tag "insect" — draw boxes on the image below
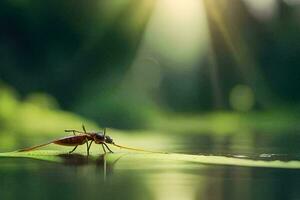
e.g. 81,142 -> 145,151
19,125 -> 114,155
19,125 -> 162,155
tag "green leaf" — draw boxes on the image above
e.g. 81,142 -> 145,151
0,150 -> 300,169
0,150 -> 64,162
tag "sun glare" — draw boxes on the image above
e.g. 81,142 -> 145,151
143,0 -> 209,70
122,0 -> 210,101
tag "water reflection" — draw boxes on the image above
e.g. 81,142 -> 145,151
57,153 -> 127,181
58,153 -> 91,166
1,156 -> 300,200
1,132 -> 300,200
0,156 -> 153,200
180,132 -> 300,161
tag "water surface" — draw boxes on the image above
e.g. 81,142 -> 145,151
1,132 -> 300,200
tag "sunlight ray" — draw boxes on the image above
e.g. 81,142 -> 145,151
203,0 -> 277,107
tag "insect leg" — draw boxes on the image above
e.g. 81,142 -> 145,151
85,139 -> 90,156
72,130 -> 76,135
103,143 -> 113,153
87,141 -> 93,152
82,124 -> 87,133
65,130 -> 82,135
101,144 -> 107,154
69,145 -> 78,154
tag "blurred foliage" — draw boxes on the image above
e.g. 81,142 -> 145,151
0,0 -> 299,129
0,0 -> 157,128
0,80 -> 299,153
151,109 -> 300,135
0,82 -> 98,150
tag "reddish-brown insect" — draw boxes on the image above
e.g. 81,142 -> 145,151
19,125 -> 165,155
19,125 -> 114,155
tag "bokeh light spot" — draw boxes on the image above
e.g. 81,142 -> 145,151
229,84 -> 255,112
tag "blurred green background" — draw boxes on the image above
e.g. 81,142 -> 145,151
0,0 -> 299,139
0,0 -> 300,153
1,0 -> 300,200
0,0 -> 300,147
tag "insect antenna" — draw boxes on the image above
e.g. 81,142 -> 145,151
112,143 -> 167,154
